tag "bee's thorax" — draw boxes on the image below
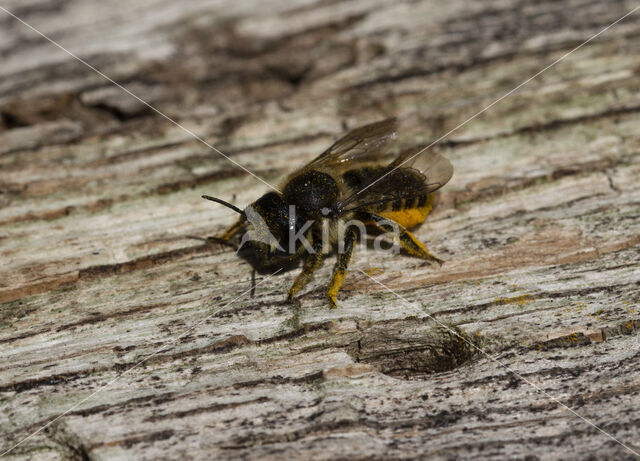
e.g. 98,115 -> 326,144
282,170 -> 339,218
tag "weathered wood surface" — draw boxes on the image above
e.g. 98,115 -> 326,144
1,0 -> 640,459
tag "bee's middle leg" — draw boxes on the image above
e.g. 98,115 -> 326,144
287,249 -> 325,303
326,227 -> 358,309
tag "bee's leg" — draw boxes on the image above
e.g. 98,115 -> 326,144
369,213 -> 443,265
212,216 -> 246,243
326,227 -> 358,309
286,247 -> 325,303
207,216 -> 247,248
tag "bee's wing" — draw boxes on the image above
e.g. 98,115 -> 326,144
337,147 -> 453,214
393,146 -> 454,189
305,118 -> 398,170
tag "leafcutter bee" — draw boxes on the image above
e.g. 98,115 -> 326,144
203,118 -> 453,308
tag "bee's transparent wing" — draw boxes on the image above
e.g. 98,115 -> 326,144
337,147 -> 453,213
304,118 -> 398,170
394,147 -> 454,190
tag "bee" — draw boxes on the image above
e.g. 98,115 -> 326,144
203,118 -> 453,308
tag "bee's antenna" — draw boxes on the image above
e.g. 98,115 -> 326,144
201,195 -> 245,216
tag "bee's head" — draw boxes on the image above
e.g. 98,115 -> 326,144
238,192 -> 298,273
202,193 -> 299,274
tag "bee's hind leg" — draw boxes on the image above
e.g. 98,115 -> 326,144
326,227 -> 358,309
369,213 -> 443,265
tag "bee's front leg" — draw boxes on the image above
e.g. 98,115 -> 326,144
208,216 -> 246,248
215,216 -> 246,241
326,227 -> 358,309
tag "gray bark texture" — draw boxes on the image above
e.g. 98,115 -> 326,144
1,0 -> 640,459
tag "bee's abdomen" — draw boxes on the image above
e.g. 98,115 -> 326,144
342,167 -> 388,191
342,167 -> 433,228
389,193 -> 428,212
378,193 -> 433,228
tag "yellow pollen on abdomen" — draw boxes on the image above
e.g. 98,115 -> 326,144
378,196 -> 434,229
